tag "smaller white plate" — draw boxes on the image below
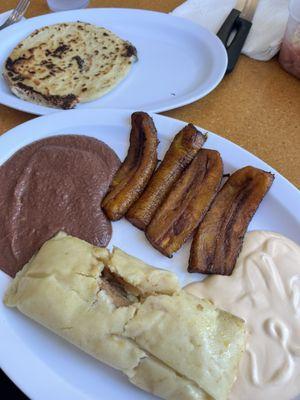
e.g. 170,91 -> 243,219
0,8 -> 227,115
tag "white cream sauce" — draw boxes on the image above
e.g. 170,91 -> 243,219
185,231 -> 300,400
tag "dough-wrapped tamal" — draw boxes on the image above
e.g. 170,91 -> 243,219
4,233 -> 246,400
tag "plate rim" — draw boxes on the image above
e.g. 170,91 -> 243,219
0,7 -> 227,115
0,108 -> 299,400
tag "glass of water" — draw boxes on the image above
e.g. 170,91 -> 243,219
47,0 -> 90,12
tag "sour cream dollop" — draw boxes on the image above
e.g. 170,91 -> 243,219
185,231 -> 300,400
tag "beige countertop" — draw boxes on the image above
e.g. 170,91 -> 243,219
0,0 -> 299,187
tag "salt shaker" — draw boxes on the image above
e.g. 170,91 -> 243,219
279,0 -> 300,79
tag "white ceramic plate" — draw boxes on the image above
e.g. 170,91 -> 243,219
0,109 -> 299,400
0,8 -> 227,115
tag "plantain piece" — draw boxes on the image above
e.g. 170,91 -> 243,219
189,166 -> 274,275
126,124 -> 206,230
102,112 -> 159,221
146,149 -> 223,258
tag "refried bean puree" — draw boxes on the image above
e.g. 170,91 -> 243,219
0,135 -> 120,277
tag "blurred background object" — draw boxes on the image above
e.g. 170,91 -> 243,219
279,0 -> 300,78
47,0 -> 89,12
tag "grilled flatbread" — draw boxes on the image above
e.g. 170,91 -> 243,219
3,22 -> 137,109
4,233 -> 246,400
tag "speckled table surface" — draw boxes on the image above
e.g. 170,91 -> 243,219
0,0 -> 299,190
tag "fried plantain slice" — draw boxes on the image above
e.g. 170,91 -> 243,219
102,112 -> 159,221
126,124 -> 206,230
146,149 -> 223,257
189,166 -> 274,275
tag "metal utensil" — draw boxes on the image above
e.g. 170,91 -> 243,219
0,0 -> 30,31
217,0 -> 259,73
